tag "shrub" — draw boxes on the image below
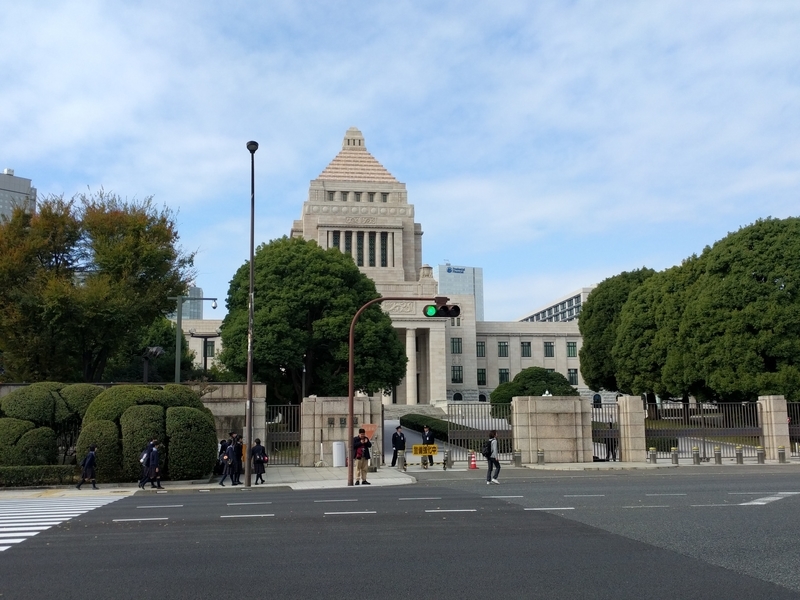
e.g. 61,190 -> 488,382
0,418 -> 36,466
83,385 -> 166,425
15,427 -> 58,466
0,465 -> 77,487
162,384 -> 205,410
120,405 -> 165,481
0,383 -> 63,427
166,407 -> 217,480
399,414 -> 449,442
61,384 -> 104,419
76,420 -> 122,483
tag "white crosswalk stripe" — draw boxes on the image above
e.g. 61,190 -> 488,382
0,496 -> 122,552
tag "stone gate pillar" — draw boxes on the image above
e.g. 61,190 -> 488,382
617,395 -> 646,462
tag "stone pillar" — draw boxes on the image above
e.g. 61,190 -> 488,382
428,325 -> 446,406
617,395 -> 646,462
759,395 -> 790,460
511,396 -> 593,463
405,328 -> 417,405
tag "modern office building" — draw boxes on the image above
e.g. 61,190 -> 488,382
438,263 -> 484,321
290,127 -> 587,405
518,287 -> 596,323
167,285 -> 206,321
0,169 -> 37,221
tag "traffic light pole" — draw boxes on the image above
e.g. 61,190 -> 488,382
347,295 -> 450,486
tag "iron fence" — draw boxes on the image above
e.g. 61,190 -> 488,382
265,404 -> 301,465
788,402 -> 800,457
592,403 -> 620,462
446,402 -> 512,462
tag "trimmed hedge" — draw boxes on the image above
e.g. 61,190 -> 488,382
121,405 -> 166,481
399,414 -> 449,442
76,420 -> 122,483
166,407 -> 217,481
0,383 -> 64,427
0,465 -> 77,487
83,385 -> 168,425
162,384 -> 205,410
0,418 -> 36,466
61,384 -> 104,419
15,427 -> 58,466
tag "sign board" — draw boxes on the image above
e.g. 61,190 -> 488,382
412,444 -> 438,456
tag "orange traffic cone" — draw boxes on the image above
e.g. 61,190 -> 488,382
469,451 -> 478,469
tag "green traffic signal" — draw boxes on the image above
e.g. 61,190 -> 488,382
422,304 -> 461,318
423,305 -> 439,317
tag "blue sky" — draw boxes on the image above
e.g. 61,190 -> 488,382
2,2 -> 798,320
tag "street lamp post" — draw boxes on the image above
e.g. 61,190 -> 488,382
168,295 -> 217,383
244,140 -> 259,488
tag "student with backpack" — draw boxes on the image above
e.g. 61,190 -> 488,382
77,444 -> 99,490
139,441 -> 164,489
484,430 -> 500,485
250,438 -> 267,485
138,437 -> 156,489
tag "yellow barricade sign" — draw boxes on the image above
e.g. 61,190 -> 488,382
412,444 -> 438,456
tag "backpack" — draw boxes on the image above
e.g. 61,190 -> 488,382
139,450 -> 149,465
481,439 -> 493,459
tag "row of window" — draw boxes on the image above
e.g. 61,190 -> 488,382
458,340 -> 578,358
327,191 -> 389,203
331,230 -> 390,267
453,367 -> 579,386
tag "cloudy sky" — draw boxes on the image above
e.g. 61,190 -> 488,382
2,2 -> 798,320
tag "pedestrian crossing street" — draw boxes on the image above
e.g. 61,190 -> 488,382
0,496 -> 122,552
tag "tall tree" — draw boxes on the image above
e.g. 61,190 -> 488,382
219,237 -> 407,402
0,191 -> 194,382
578,268 -> 655,392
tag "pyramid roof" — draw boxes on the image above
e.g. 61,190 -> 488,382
316,127 -> 398,183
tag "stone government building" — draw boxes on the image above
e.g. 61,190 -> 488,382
288,127 -> 588,406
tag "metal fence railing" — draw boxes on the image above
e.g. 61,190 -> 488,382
592,403 -> 620,461
447,403 -> 512,462
265,404 -> 300,465
788,402 -> 800,457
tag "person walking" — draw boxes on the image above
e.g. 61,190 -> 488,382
251,438 -> 267,485
138,437 -> 156,489
216,439 -> 229,476
219,441 -> 235,486
421,425 -> 435,468
352,428 -> 372,485
231,432 -> 244,485
486,430 -> 500,485
606,422 -> 618,462
391,426 -> 406,469
140,441 -> 164,489
76,444 -> 98,490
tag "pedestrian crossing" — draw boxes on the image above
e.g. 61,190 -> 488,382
0,496 -> 122,552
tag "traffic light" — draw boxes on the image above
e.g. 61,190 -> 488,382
422,303 -> 461,318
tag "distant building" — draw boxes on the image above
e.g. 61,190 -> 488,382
438,263 -> 484,321
518,287 -> 596,323
168,285 -> 206,321
0,169 -> 37,221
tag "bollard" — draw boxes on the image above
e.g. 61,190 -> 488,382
537,449 -> 545,465
778,446 -> 786,464
671,447 -> 679,465
692,446 -> 701,465
756,446 -> 765,465
513,450 -> 522,468
442,450 -> 449,471
397,452 -> 406,471
735,445 -> 743,464
714,446 -> 722,465
649,447 -> 657,464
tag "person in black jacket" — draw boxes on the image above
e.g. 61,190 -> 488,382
391,426 -> 406,469
250,438 -> 267,485
219,441 -> 236,486
140,441 -> 164,489
138,437 -> 156,489
421,425 -> 435,468
230,432 -> 244,485
77,444 -> 98,490
352,428 -> 372,485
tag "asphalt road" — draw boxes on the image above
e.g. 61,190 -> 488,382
2,467 -> 799,600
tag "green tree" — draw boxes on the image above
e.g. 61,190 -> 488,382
578,268 -> 655,392
219,237 -> 407,402
0,191 -> 194,382
490,367 -> 579,418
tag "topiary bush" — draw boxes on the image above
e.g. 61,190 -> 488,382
61,384 -> 105,420
15,427 -> 58,466
0,383 -> 63,427
83,385 -> 168,425
0,418 -> 36,466
76,420 -> 122,483
120,405 -> 166,481
0,465 -> 77,487
166,407 -> 217,481
162,384 -> 205,410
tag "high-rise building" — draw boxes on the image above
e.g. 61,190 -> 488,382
0,169 -> 37,221
167,285 -> 205,321
518,287 -> 596,323
438,263 -> 484,321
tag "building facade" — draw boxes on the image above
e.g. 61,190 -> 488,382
438,263 -> 484,321
0,169 -> 37,221
518,287 -> 596,323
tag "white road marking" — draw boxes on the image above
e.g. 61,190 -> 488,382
220,514 -> 275,518
314,499 -> 358,503
226,502 -> 273,506
564,494 -> 605,497
0,526 -> 52,532
524,507 -> 575,511
398,497 -> 442,501
623,505 -> 669,509
425,509 -> 477,513
0,532 -> 39,538
0,546 -> 11,552
112,518 -> 168,522
324,511 -> 376,515
0,538 -> 25,544
483,495 -> 523,499
646,493 -> 686,496
136,505 -> 183,509
740,496 -> 785,506
691,504 -> 734,507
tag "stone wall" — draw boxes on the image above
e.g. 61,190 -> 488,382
300,396 -> 383,467
511,396 -> 593,463
194,383 -> 267,444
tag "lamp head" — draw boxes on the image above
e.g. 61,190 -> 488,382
246,141 -> 259,154
211,300 -> 218,310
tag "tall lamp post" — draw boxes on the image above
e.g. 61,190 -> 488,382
168,295 -> 217,383
244,140 -> 259,488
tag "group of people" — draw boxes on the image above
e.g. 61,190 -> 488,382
219,432 -> 269,486
138,437 -> 164,489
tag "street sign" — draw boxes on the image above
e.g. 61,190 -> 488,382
412,444 -> 438,456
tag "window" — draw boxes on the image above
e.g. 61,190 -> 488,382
499,369 -> 509,384
345,231 -> 352,255
332,230 -> 340,250
476,341 -> 485,357
368,192 -> 375,203
381,192 -> 389,203
451,337 -> 462,354
368,232 -> 376,267
479,394 -> 487,402
354,192 -> 361,202
544,342 -> 554,358
567,341 -> 577,358
205,340 -> 215,358
450,317 -> 461,326
327,191 -> 335,202
380,232 -> 388,267
498,341 -> 508,357
546,368 -> 555,373
521,341 -> 531,357
451,365 -> 463,384
356,232 -> 364,266
477,369 -> 486,386
568,369 -> 578,385
453,392 -> 463,401
341,191 -> 348,202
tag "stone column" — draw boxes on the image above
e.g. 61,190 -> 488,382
405,328 -> 417,405
759,395 -> 790,460
617,395 -> 646,462
428,325 -> 447,406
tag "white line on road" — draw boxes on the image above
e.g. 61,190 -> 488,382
425,509 -> 477,513
226,502 -> 273,506
740,496 -> 785,506
220,514 -> 275,518
623,505 -> 669,509
323,511 -> 377,515
524,507 -> 575,511
0,532 -> 39,538
136,505 -> 183,509
483,496 -> 523,499
0,546 -> 11,552
398,497 -> 442,501
728,492 -> 775,495
314,499 -> 358,503
0,538 -> 25,544
691,504 -> 734,507
112,518 -> 168,522
564,494 -> 605,497
0,526 -> 58,532
646,494 -> 686,496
